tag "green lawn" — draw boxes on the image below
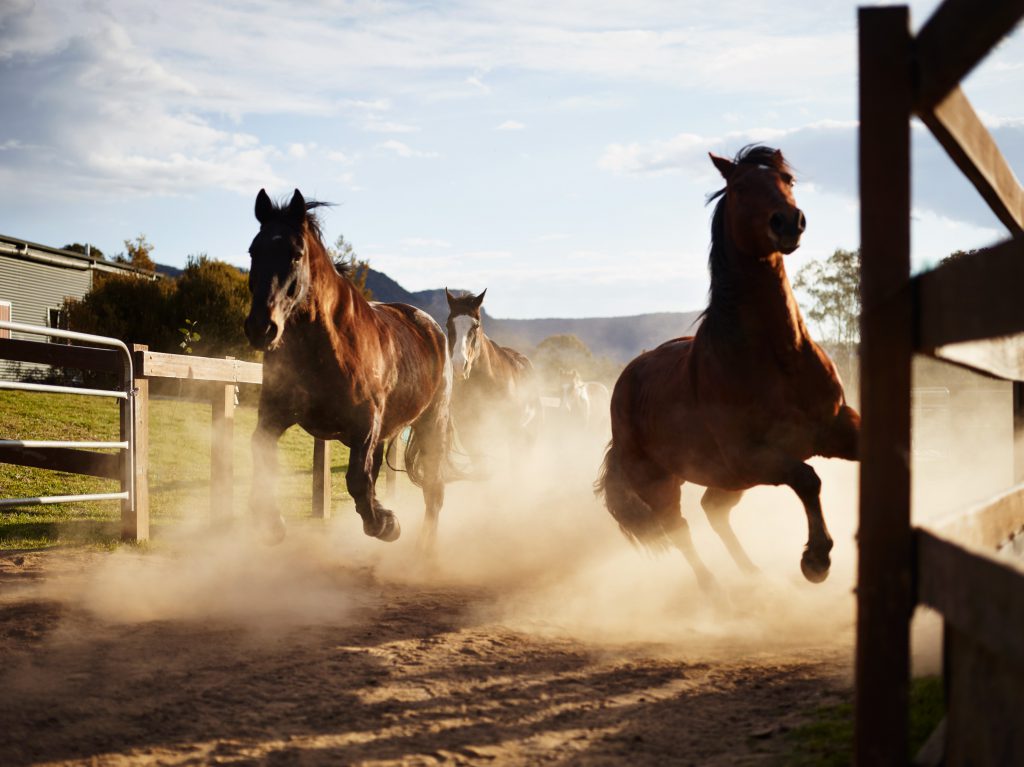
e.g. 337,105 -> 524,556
0,389 -> 355,549
780,675 -> 945,765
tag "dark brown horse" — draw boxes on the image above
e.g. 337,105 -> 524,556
445,289 -> 541,472
596,146 -> 859,589
245,188 -> 457,549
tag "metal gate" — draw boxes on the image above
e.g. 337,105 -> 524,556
0,320 -> 136,532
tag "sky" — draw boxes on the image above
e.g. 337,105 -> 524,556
0,1 -> 1022,319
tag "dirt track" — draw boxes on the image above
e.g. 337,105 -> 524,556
0,541 -> 852,767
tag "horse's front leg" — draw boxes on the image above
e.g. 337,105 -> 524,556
347,413 -> 401,543
782,462 -> 832,583
251,413 -> 291,543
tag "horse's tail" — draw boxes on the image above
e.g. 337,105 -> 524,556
594,442 -> 671,551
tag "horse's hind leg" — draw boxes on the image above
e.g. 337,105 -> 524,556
411,413 -> 446,553
640,479 -> 718,593
701,488 -> 758,574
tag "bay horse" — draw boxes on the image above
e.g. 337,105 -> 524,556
244,188 -> 457,549
596,146 -> 859,589
559,369 -> 611,433
444,289 -> 542,472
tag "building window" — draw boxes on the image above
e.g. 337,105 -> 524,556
0,301 -> 10,340
47,306 -> 67,343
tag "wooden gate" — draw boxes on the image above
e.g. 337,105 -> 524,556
857,2 -> 1024,764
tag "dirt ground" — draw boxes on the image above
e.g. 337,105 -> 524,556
0,536 -> 852,767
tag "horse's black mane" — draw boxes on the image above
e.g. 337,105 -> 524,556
702,145 -> 792,324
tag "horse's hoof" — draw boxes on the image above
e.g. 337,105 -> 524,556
364,511 -> 401,542
800,550 -> 831,583
259,514 -> 287,546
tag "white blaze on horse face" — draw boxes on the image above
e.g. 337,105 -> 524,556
450,314 -> 476,378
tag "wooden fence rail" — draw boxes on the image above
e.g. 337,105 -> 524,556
0,339 -> 357,540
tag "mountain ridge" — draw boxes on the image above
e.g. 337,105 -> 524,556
365,268 -> 701,364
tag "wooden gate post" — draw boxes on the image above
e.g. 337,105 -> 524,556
312,439 -> 331,518
126,343 -> 150,541
855,7 -> 914,766
211,358 -> 236,518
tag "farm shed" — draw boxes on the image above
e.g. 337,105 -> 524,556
0,233 -> 159,380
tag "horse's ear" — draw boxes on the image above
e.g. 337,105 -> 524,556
255,188 -> 273,224
287,189 -> 306,226
445,287 -> 456,307
709,152 -> 735,181
472,288 -> 487,309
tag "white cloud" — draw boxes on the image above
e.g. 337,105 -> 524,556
377,140 -> 439,159
402,237 -> 452,248
364,120 -> 420,133
496,120 -> 526,131
287,143 -> 309,158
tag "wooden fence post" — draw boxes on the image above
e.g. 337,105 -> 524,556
312,438 -> 331,518
855,7 -> 914,766
126,344 -> 150,541
211,358 -> 236,518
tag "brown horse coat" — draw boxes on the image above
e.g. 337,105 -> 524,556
445,289 -> 541,469
597,146 -> 859,588
245,189 -> 455,547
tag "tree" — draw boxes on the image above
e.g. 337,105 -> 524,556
793,248 -> 861,347
63,242 -> 105,259
793,247 -> 861,386
328,234 -> 372,299
115,234 -> 157,272
62,273 -> 174,351
172,254 -> 253,359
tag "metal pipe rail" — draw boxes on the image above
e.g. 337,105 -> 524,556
0,320 -> 136,519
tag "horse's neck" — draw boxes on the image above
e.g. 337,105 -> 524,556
473,331 -> 502,379
704,246 -> 809,353
300,245 -> 373,345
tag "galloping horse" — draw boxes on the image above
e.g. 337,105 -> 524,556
596,146 -> 859,588
245,188 -> 457,549
559,369 -> 610,433
445,289 -> 541,471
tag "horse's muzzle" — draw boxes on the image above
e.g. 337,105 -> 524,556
244,316 -> 280,351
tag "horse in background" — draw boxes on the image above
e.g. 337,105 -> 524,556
596,146 -> 859,589
445,289 -> 542,474
244,188 -> 459,550
559,368 -> 610,434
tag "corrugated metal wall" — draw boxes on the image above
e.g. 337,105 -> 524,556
0,255 -> 92,380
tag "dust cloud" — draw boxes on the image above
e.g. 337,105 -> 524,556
23,364 -> 1015,668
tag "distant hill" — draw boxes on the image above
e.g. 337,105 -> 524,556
365,268 -> 701,363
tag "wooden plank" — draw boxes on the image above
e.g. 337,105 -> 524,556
1015,382 -> 1024,483
855,8 -> 914,766
312,439 -> 331,519
916,237 -> 1024,351
136,350 -> 262,384
916,528 -> 1024,669
0,338 -> 122,373
932,334 -> 1024,382
127,345 -> 150,541
945,625 -> 1024,764
915,0 -> 1024,112
920,87 -> 1024,236
210,378 -> 235,518
929,482 -> 1024,549
0,445 -> 120,479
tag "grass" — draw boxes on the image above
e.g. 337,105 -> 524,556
780,675 -> 945,765
0,389 -> 354,549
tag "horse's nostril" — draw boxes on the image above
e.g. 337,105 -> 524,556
796,210 -> 807,233
770,213 -> 785,235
